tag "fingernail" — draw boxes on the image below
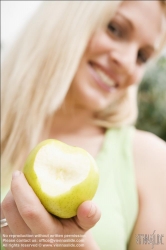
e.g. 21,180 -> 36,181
12,170 -> 21,179
88,203 -> 96,218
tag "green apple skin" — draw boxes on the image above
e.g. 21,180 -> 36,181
23,139 -> 99,218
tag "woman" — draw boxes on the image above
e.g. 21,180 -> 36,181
1,1 -> 166,249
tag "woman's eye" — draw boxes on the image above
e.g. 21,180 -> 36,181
107,22 -> 122,38
137,51 -> 149,64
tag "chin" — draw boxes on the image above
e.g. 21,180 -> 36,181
74,86 -> 113,112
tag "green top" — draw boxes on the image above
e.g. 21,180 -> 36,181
1,126 -> 138,250
92,126 -> 138,249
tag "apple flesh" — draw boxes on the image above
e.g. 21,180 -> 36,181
23,139 -> 99,218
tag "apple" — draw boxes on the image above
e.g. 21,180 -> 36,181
23,139 -> 99,218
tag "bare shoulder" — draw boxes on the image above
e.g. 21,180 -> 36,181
133,129 -> 166,167
127,130 -> 166,250
133,129 -> 166,200
128,130 -> 166,249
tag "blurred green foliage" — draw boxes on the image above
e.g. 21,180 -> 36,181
136,55 -> 166,141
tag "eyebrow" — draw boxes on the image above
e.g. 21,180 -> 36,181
115,11 -> 158,52
116,11 -> 134,31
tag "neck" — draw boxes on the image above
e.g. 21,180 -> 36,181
49,106 -> 104,137
42,106 -> 106,157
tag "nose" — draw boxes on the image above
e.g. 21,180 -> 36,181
109,42 -> 138,76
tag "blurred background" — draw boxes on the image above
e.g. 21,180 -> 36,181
136,56 -> 166,141
1,1 -> 166,141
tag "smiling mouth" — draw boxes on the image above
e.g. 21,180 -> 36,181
88,62 -> 119,92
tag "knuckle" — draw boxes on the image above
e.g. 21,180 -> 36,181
21,205 -> 38,220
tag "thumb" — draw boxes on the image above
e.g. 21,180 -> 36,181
75,200 -> 101,231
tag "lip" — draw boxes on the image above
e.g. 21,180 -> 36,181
88,61 -> 119,92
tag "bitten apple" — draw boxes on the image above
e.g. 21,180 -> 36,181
23,139 -> 99,218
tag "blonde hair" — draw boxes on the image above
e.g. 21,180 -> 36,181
1,1 -> 121,185
1,0 -> 166,185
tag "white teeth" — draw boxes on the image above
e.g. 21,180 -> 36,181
94,67 -> 116,87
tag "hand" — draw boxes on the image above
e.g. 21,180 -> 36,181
1,171 -> 101,250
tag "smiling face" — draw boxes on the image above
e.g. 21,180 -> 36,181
68,1 -> 164,114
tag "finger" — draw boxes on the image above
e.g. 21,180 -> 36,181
1,191 -> 30,235
75,200 -> 101,231
11,171 -> 60,234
